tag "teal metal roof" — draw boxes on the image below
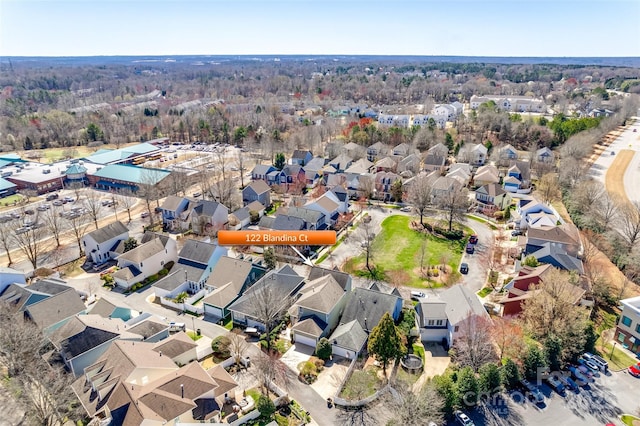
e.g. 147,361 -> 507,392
64,164 -> 87,175
0,160 -> 12,169
0,154 -> 24,161
0,178 -> 17,191
91,164 -> 170,185
84,143 -> 159,165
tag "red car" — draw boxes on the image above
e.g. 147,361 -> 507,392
469,235 -> 478,244
629,364 -> 640,378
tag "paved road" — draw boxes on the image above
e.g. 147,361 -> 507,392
589,117 -> 640,203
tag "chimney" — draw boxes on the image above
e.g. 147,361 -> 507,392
181,384 -> 184,398
159,351 -> 162,357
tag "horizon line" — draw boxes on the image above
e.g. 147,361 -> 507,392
2,54 -> 639,59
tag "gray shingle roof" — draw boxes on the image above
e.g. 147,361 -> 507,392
86,221 -> 129,244
245,180 -> 270,195
193,200 -> 227,218
308,266 -> 351,291
88,297 -> 117,318
231,207 -> 250,222
117,238 -> 166,264
152,332 -> 197,359
258,215 -> 276,229
252,164 -> 275,175
160,196 -> 187,212
437,284 -> 487,326
25,288 -> 86,330
178,239 -> 217,265
203,257 -> 266,308
127,319 -> 168,340
29,278 -> 72,295
153,269 -> 187,291
272,215 -> 305,231
294,275 -> 344,314
329,320 -> 367,352
340,287 -> 400,332
281,206 -> 323,225
292,317 -> 326,338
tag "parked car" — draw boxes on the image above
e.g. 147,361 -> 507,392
460,262 -> 469,274
141,211 -> 150,218
192,192 -> 202,198
519,379 -> 544,403
400,206 -> 412,212
10,212 -> 21,219
52,200 -> 63,206
45,193 -> 59,201
511,230 -> 523,236
465,243 -> 475,254
36,204 -> 50,211
558,373 -> 580,392
63,196 -> 74,203
545,375 -> 566,395
0,215 -> 12,223
454,410 -> 475,426
411,291 -> 426,300
468,234 -> 478,244
583,352 -> 609,371
568,365 -> 591,384
24,209 -> 35,215
578,357 -> 600,374
629,364 -> 640,378
15,227 -> 30,234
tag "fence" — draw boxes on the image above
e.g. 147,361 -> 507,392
333,356 -> 358,400
160,293 -> 206,315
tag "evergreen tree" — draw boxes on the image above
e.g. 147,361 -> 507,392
523,345 -> 546,380
544,335 -> 563,371
479,363 -> 502,394
501,358 -> 521,390
367,312 -> 405,377
274,153 -> 285,170
456,366 -> 479,406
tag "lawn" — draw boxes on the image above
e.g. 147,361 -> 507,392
339,368 -> 383,400
395,366 -> 421,386
344,215 -> 465,288
600,341 -> 638,370
477,287 -> 493,298
621,414 -> 640,426
187,331 -> 203,341
0,194 -> 23,208
412,343 -> 425,362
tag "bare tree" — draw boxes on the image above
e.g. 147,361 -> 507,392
83,190 -> 103,230
490,316 -> 525,360
536,173 -> 561,204
335,406 -> 377,426
386,382 -> 444,426
437,187 -> 470,232
117,189 -> 136,222
247,282 -> 293,353
0,302 -> 82,426
407,174 -> 433,225
41,208 -> 64,247
253,352 -> 290,396
358,175 -> 375,200
359,218 -> 376,275
235,149 -> 248,188
12,225 -> 48,270
228,328 -> 249,367
0,220 -> 17,265
450,314 -> 497,372
593,191 -> 619,231
138,168 -> 162,224
66,213 -> 91,256
617,201 -> 640,250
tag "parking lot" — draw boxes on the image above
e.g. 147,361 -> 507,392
457,368 -> 639,426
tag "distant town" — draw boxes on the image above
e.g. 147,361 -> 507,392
0,56 -> 639,426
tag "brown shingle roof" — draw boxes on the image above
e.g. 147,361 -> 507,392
152,331 -> 197,359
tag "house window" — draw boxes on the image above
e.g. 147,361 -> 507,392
140,262 -> 143,268
454,326 -> 459,332
618,332 -> 626,343
436,320 -> 443,326
427,320 -> 434,326
636,323 -> 640,334
621,316 -> 632,327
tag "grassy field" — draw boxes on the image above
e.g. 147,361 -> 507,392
621,414 -> 640,426
344,215 -> 465,288
339,368 -> 382,400
599,341 -> 638,370
0,194 -> 23,207
477,287 -> 493,298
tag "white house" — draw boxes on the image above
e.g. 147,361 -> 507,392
415,285 -> 488,348
112,236 -> 178,290
82,221 -> 129,265
0,267 -> 26,294
536,147 -> 555,164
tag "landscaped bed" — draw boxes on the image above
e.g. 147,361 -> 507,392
344,215 -> 465,287
339,367 -> 383,400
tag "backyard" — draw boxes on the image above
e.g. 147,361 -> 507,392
344,215 -> 466,288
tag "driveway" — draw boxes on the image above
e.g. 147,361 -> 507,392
311,357 -> 351,400
281,343 -> 314,373
457,216 -> 495,293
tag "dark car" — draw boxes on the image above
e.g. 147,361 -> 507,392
45,193 -> 59,201
460,263 -> 469,274
468,234 -> 478,244
511,230 -> 523,236
519,379 -> 544,403
465,243 -> 475,254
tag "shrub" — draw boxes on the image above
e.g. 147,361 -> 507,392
158,268 -> 168,277
257,395 -> 276,418
316,338 -> 332,360
164,260 -> 175,271
211,336 -> 231,358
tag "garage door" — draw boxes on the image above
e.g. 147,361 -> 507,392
204,304 -> 223,318
292,332 -> 317,349
331,345 -> 356,360
420,328 -> 448,342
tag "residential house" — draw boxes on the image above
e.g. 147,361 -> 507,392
228,265 -> 305,330
307,266 -> 353,292
229,207 -> 251,230
191,200 -> 229,236
423,153 -> 446,173
251,164 -> 276,181
328,186 -> 350,213
343,142 -> 366,160
87,296 -> 136,321
367,142 -> 390,162
0,278 -> 73,312
328,154 -> 353,173
524,223 -> 584,273
503,161 -> 531,193
470,95 -> 545,113
242,180 -> 271,207
428,143 -> 449,159
49,314 -> 153,377
375,171 -> 401,201
475,183 -> 512,212
498,144 -> 519,161
392,143 -> 411,157
152,331 -> 199,366
415,285 -> 488,348
374,156 -> 397,173
458,143 -> 488,166
344,158 -> 374,175
289,275 -> 348,348
82,221 -> 129,265
153,240 -> 227,299
517,199 -> 558,229
473,164 -> 500,187
397,153 -> 421,175
367,281 -> 401,297
446,163 -> 472,187
112,236 -> 177,290
24,288 -> 86,333
291,150 -> 313,166
329,287 -> 402,358
302,157 -> 326,188
202,257 -> 268,320
160,196 -> 190,231
270,164 -> 306,189
616,296 -> 640,356
71,340 -> 237,424
536,147 -> 555,164
278,206 -> 326,230
305,193 -> 342,227
429,173 -> 463,203
498,264 -> 554,316
0,267 -> 26,294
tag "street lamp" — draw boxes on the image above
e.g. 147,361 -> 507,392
609,342 -> 617,360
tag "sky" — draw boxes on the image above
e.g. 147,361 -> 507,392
1,0 -> 639,57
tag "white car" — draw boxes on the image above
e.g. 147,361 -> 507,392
400,206 -> 412,212
454,410 -> 475,426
